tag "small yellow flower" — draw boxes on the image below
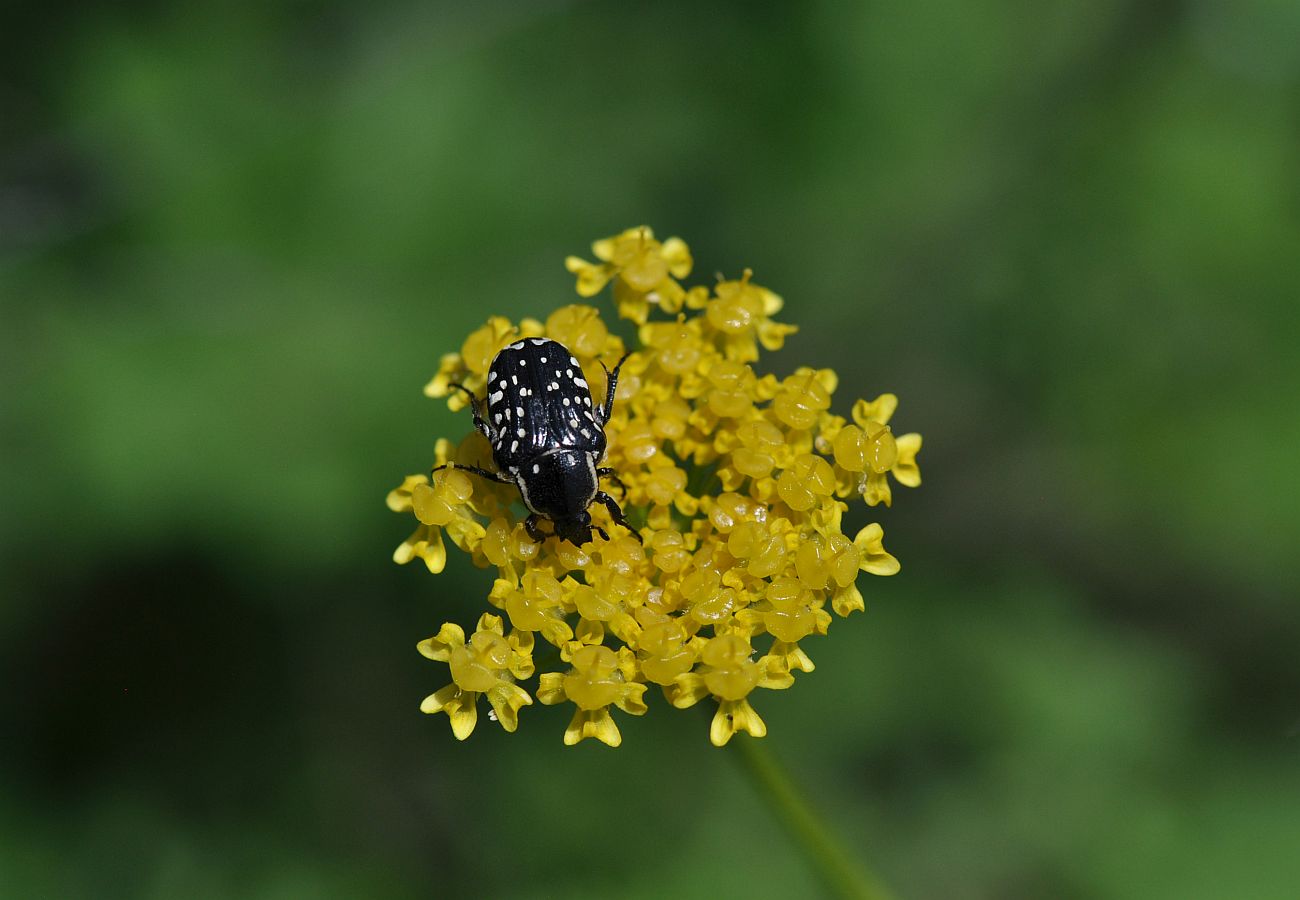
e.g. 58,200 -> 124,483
565,226 -> 694,323
537,644 -> 647,747
392,228 -> 922,746
417,614 -> 534,739
664,633 -> 796,746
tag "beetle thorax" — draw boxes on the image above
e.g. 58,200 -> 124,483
512,449 -> 599,520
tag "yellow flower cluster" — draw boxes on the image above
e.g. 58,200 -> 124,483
388,227 -> 922,747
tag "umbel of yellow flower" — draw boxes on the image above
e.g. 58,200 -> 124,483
388,226 -> 922,747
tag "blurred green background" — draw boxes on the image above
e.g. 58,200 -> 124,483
3,1 -> 1298,897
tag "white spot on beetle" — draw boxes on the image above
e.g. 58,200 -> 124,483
493,413 -> 502,424
532,463 -> 540,474
511,439 -> 519,452
570,356 -> 579,366
566,368 -> 573,377
516,427 -> 525,437
540,357 -> 548,363
499,380 -> 507,390
519,359 -> 526,367
574,377 -> 588,388
511,375 -> 518,385
583,396 -> 591,406
563,397 -> 570,406
489,371 -> 497,380
489,390 -> 503,403
516,406 -> 524,417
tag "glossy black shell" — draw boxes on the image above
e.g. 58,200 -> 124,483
484,338 -> 606,471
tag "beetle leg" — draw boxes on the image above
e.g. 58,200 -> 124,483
524,513 -> 547,544
594,490 -> 641,543
446,381 -> 492,441
431,462 -> 513,484
597,352 -> 631,426
592,525 -> 610,542
596,467 -> 625,493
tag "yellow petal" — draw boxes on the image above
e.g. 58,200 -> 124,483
614,682 -> 648,716
709,705 -> 735,746
892,433 -> 923,487
574,617 -> 606,645
419,683 -> 459,714
392,524 -> 430,565
770,641 -> 815,675
565,256 -> 612,297
710,698 -> 767,747
422,353 -> 463,398
538,618 -> 575,647
507,630 -> 536,680
446,692 -> 479,740
417,622 -> 465,661
385,474 -> 428,512
475,613 -> 505,637
854,523 -> 900,576
486,682 -> 533,732
757,319 -> 797,351
660,236 -> 693,278
666,672 -> 709,708
862,471 -> 892,508
614,279 -> 652,324
758,653 -> 797,689
563,707 -> 622,747
832,582 -> 865,616
852,393 -> 898,428
535,672 -> 567,705
417,528 -> 447,573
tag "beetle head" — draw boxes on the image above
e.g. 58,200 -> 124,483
554,510 -> 595,546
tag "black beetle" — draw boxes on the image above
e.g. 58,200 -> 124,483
434,337 -> 638,546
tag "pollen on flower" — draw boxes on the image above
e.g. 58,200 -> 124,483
391,227 -> 922,746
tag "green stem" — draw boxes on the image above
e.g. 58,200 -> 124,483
731,737 -> 896,900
